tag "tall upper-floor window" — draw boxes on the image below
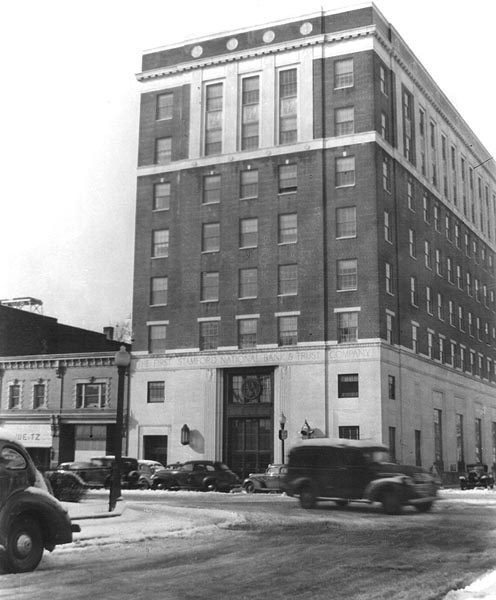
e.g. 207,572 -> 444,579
199,321 -> 219,351
336,206 -> 356,238
148,325 -> 167,353
202,222 -> 220,253
335,107 -> 354,136
337,259 -> 357,291
279,69 -> 297,144
201,272 -> 219,302
239,218 -> 258,248
240,169 -> 258,199
155,137 -> 171,165
278,213 -> 297,244
278,164 -> 297,193
278,264 -> 298,295
153,182 -> 170,211
203,174 -> 221,204
241,76 -> 260,150
156,93 -> 173,120
402,88 -> 414,162
334,58 -> 353,88
76,382 -> 107,409
150,276 -> 168,306
336,157 -> 355,187
204,83 -> 223,155
8,384 -> 20,409
33,383 -> 46,409
337,311 -> 358,343
152,229 -> 169,258
239,268 -> 258,298
278,316 -> 298,347
238,318 -> 257,349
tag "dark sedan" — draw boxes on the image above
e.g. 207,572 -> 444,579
151,460 -> 240,492
242,464 -> 288,494
459,463 -> 495,490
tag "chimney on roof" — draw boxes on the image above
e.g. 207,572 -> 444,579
103,326 -> 114,341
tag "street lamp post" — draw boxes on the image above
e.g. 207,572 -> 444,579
278,413 -> 287,464
109,345 -> 131,512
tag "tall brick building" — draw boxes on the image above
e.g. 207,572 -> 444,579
129,4 -> 496,480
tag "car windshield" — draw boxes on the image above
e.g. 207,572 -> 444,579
362,450 -> 391,464
218,463 -> 231,471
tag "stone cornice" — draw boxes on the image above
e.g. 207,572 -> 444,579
0,353 -> 116,371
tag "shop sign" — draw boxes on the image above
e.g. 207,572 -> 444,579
1,423 -> 53,447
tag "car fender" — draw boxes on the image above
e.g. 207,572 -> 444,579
0,487 -> 74,551
364,476 -> 409,503
243,477 -> 262,490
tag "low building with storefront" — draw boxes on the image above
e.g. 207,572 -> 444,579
0,304 -> 129,470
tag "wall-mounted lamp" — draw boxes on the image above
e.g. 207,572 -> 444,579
180,424 -> 190,446
300,419 -> 314,439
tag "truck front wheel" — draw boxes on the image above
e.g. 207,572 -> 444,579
3,516 -> 44,573
381,489 -> 402,515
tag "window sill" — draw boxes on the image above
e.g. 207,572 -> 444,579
335,184 -> 356,189
153,208 -> 169,213
336,235 -> 357,240
151,255 -> 168,260
150,303 -> 167,308
278,191 -> 297,197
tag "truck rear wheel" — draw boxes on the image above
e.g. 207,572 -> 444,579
299,486 -> 316,509
381,489 -> 402,515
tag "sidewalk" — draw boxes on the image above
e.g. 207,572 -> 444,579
61,491 -> 125,520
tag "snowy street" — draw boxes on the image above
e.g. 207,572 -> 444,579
2,489 -> 496,599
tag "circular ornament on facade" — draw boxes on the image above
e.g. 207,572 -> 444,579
242,378 -> 263,402
263,30 -> 275,43
226,37 -> 238,51
191,45 -> 203,58
300,22 -> 313,35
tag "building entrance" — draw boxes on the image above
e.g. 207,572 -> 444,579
224,368 -> 274,479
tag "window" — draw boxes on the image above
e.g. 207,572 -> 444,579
436,249 -> 443,276
147,381 -> 165,403
155,137 -> 172,165
33,383 -> 46,409
278,316 -> 298,346
337,259 -> 357,291
412,323 -> 418,353
203,174 -> 221,204
240,218 -> 258,248
76,382 -> 107,409
278,164 -> 297,193
336,156 -> 355,187
152,229 -> 169,258
153,182 -> 170,211
204,83 -> 223,155
458,306 -> 465,331
338,374 -> 359,398
415,430 -> 422,466
383,155 -> 391,192
386,312 -> 393,343
339,426 -> 359,440
388,375 -> 396,400
402,88 -> 414,162
456,265 -> 462,289
426,286 -> 433,314
240,170 -> 258,199
201,272 -> 219,302
427,331 -> 433,358
239,268 -> 258,298
437,293 -> 444,320
424,240 -> 432,269
148,325 -> 167,353
434,204 -> 440,231
389,427 -> 397,462
150,277 -> 168,305
156,93 -> 173,120
381,112 -> 388,139
337,311 -> 358,343
447,257 -> 453,283
410,276 -> 418,306
385,262 -> 393,294
202,223 -> 220,253
278,213 -> 297,244
384,210 -> 392,242
199,321 -> 219,350
466,272 -> 472,296
335,107 -> 354,136
279,68 -> 297,144
334,58 -> 353,88
423,194 -> 431,223
380,65 -> 387,95
278,264 -> 297,295
336,206 -> 356,238
241,76 -> 260,150
409,229 -> 417,258
449,300 -> 455,326
407,178 -> 415,211
8,384 -> 20,409
238,318 -> 257,349
475,418 -> 483,463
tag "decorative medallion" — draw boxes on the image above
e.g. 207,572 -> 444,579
263,30 -> 275,43
241,378 -> 263,402
226,37 -> 238,51
191,45 -> 203,58
300,22 -> 313,35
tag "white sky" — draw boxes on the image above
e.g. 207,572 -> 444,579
1,0 -> 495,333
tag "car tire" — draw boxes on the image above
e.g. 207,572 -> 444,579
381,489 -> 402,515
138,479 -> 150,490
335,499 -> 349,508
298,486 -> 316,509
203,480 -> 218,492
244,481 -> 256,494
3,516 -> 44,573
415,501 -> 433,513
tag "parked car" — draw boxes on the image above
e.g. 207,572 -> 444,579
151,460 -> 240,492
243,464 -> 288,494
0,429 -> 80,573
137,460 -> 165,489
48,470 -> 88,502
56,456 -> 146,489
283,439 -> 438,514
459,463 -> 495,490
